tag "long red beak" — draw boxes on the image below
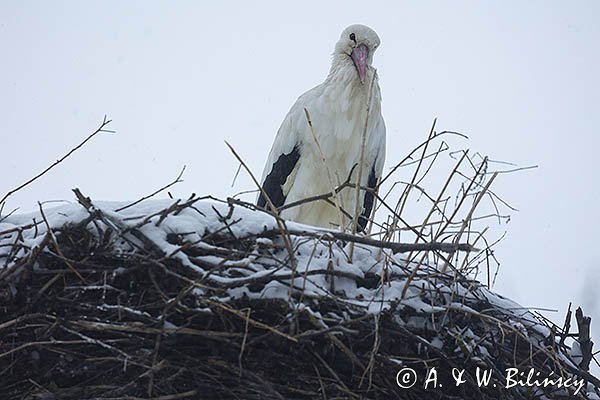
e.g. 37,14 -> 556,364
351,44 -> 369,84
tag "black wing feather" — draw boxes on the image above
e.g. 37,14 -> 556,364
257,145 -> 301,210
357,164 -> 378,232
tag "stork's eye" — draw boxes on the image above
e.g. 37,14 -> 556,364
349,33 -> 356,42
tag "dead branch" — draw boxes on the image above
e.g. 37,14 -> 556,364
576,307 -> 594,371
116,165 -> 187,212
0,115 -> 113,207
258,227 -> 476,254
224,141 -> 297,268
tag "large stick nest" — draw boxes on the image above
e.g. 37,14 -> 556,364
0,192 -> 598,400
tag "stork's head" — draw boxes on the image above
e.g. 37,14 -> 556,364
334,24 -> 381,84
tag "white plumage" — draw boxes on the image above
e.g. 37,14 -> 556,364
258,24 -> 386,231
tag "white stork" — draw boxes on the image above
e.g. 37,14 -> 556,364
257,24 -> 386,232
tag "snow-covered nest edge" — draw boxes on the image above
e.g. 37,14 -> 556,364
0,194 -> 598,400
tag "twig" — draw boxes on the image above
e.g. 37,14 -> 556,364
37,202 -> 86,283
576,307 -> 593,371
259,227 -> 475,254
238,308 -> 251,378
384,119 -> 437,242
349,69 -> 377,261
224,141 -> 297,268
313,352 -> 360,399
379,127 -> 468,187
277,166 -> 359,214
116,165 -> 186,212
560,303 -> 572,347
206,299 -> 298,343
441,171 -> 498,273
304,108 -> 346,230
72,188 -> 166,258
0,116 -> 113,206
404,149 -> 469,266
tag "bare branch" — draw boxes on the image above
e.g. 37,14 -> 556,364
258,227 -> 476,254
116,165 -> 186,212
0,116 -> 113,206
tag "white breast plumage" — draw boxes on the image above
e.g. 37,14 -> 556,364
258,24 -> 386,232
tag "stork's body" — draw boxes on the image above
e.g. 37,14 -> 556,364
258,25 -> 386,231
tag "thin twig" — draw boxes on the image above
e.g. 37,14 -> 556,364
224,141 -> 297,268
304,108 -> 346,230
116,165 -> 186,212
0,116 -> 113,206
37,202 -> 86,283
349,69 -> 377,262
259,227 -> 475,254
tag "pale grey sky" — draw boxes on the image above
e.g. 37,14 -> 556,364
2,1 -> 599,363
